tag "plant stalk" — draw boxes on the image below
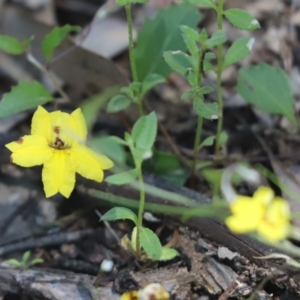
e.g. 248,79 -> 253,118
215,0 -> 224,155
125,4 -> 144,116
136,161 -> 145,255
191,50 -> 205,176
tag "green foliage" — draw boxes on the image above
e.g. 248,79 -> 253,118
132,111 -> 157,153
116,0 -> 148,5
160,247 -> 179,261
101,207 -> 138,225
224,9 -> 260,31
139,227 -> 162,260
105,169 -> 138,185
134,4 -> 201,80
193,97 -> 220,120
164,50 -> 192,76
223,37 -> 254,69
0,81 -> 53,118
141,73 -> 166,95
90,135 -> 126,164
204,30 -> 227,49
237,63 -> 297,125
5,251 -> 44,269
0,35 -> 25,55
186,0 -> 217,9
42,25 -> 81,62
198,135 -> 215,150
81,87 -> 120,131
107,95 -> 131,113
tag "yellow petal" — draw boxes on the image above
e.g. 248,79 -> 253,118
70,108 -> 87,142
6,135 -> 53,167
225,214 -> 259,233
70,144 -> 113,182
257,198 -> 290,241
253,186 -> 274,205
42,150 -> 76,198
230,196 -> 265,218
31,106 -> 52,141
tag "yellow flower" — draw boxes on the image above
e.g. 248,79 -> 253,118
225,186 -> 290,241
120,284 -> 169,300
6,106 -> 113,198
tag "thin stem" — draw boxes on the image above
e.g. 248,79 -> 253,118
125,4 -> 138,83
191,50 -> 205,176
124,4 -> 144,116
135,161 -> 145,255
215,0 -> 224,155
27,53 -> 69,104
191,115 -> 203,175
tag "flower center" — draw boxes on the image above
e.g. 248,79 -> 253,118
50,126 -> 71,150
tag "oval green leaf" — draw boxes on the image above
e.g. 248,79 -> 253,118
0,35 -> 24,55
140,227 -> 162,260
224,9 -> 260,31
132,111 -> 157,150
105,169 -> 137,185
0,81 -> 53,118
100,207 -> 138,225
237,63 -> 296,125
42,25 -> 81,62
107,94 -> 131,113
223,37 -> 254,68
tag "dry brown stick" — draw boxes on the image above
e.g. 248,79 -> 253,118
0,267 -> 119,300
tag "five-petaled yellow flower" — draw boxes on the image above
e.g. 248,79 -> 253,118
225,186 -> 290,242
5,106 -> 113,198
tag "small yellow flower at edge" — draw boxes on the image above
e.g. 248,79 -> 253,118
5,106 -> 113,198
225,186 -> 290,242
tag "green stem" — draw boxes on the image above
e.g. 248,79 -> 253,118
125,4 -> 144,116
191,116 -> 203,175
191,50 -> 204,176
135,160 -> 145,255
215,0 -> 224,155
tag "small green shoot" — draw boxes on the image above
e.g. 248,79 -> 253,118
5,251 -> 44,269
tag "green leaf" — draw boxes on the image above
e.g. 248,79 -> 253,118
159,247 -> 179,261
42,25 -> 81,61
0,81 -> 53,118
29,258 -> 44,266
0,35 -> 24,55
204,30 -> 227,49
223,37 -> 254,69
90,135 -> 127,164
141,73 -> 165,95
5,259 -> 23,267
180,26 -> 199,57
101,207 -> 138,225
107,95 -> 131,113
199,86 -> 214,94
198,135 -> 215,150
219,131 -> 228,147
81,87 -> 120,131
187,0 -> 217,9
105,169 -> 137,185
237,63 -> 297,125
109,136 -> 128,146
224,9 -> 260,31
134,4 -> 201,80
22,251 -> 31,263
163,50 -> 192,76
116,0 -> 148,4
140,227 -> 162,260
193,98 -> 220,120
132,111 -> 157,150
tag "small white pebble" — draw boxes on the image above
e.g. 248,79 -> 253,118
100,259 -> 114,272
